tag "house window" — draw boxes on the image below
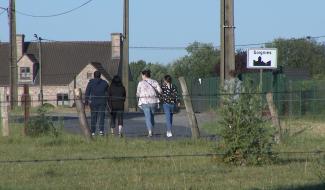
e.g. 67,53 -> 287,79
57,93 -> 69,106
87,72 -> 92,79
20,67 -> 31,80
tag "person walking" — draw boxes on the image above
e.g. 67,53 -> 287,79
161,75 -> 180,138
136,69 -> 162,137
108,75 -> 126,137
85,71 -> 109,136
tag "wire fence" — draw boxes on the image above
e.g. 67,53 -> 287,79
1,87 -> 324,165
0,151 -> 324,165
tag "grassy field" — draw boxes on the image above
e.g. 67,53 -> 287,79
0,118 -> 324,190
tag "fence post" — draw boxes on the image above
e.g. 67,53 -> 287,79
21,84 -> 30,136
74,88 -> 91,141
288,80 -> 293,116
0,87 -> 9,137
266,92 -> 282,144
178,77 -> 200,139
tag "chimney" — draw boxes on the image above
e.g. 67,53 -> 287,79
16,34 -> 25,60
111,33 -> 121,60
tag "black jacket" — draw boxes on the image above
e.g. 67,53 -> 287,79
85,78 -> 109,106
108,84 -> 126,111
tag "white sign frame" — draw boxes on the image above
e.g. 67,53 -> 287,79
247,48 -> 277,69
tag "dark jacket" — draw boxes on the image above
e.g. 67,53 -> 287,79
85,78 -> 109,106
108,83 -> 126,111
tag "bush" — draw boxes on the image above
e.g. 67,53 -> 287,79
26,105 -> 61,137
217,83 -> 276,166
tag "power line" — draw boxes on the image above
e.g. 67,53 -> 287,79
0,8 -> 7,16
12,0 -> 95,18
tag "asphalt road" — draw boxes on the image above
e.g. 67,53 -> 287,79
57,109 -> 217,139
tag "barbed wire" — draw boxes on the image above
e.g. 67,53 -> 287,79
0,91 -> 325,105
0,150 -> 323,165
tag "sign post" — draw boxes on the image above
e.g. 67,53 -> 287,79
247,48 -> 278,91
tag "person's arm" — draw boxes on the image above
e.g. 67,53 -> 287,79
136,82 -> 141,97
172,85 -> 180,106
84,80 -> 92,105
122,86 -> 126,102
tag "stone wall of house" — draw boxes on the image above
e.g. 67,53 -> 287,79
17,85 -> 70,107
67,64 -> 110,106
1,64 -> 110,108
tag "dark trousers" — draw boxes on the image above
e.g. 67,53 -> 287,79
110,111 -> 123,128
90,104 -> 106,133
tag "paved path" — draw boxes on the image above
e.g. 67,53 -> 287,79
60,109 -> 218,139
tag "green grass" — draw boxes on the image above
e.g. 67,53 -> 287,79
0,122 -> 324,190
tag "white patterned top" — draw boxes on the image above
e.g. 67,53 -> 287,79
136,78 -> 162,106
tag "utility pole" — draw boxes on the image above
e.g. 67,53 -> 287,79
220,0 -> 235,86
9,0 -> 18,109
34,34 -> 43,105
122,0 -> 129,111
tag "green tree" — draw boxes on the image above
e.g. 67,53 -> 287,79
266,38 -> 325,79
218,83 -> 276,166
146,63 -> 168,82
169,42 -> 220,78
129,60 -> 146,81
129,60 -> 168,82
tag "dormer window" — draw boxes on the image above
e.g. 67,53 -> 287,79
20,67 -> 31,80
87,72 -> 92,79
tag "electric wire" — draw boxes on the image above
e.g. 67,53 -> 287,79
12,0 -> 94,18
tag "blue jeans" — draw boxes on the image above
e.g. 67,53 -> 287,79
141,103 -> 157,131
90,104 -> 106,133
163,103 -> 175,132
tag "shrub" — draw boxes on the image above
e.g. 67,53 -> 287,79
26,105 -> 60,137
217,83 -> 276,166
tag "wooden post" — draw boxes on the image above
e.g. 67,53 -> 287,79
74,88 -> 91,140
266,92 -> 281,143
9,0 -> 18,109
178,77 -> 200,139
122,0 -> 129,111
0,87 -> 9,137
21,84 -> 30,136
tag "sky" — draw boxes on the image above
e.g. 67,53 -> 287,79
0,0 -> 325,64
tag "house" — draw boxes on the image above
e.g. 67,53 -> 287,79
0,33 -> 121,107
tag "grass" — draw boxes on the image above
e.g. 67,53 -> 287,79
0,118 -> 324,189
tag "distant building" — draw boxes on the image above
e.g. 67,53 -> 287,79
0,33 -> 122,107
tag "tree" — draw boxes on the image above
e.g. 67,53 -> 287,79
169,42 -> 220,78
146,63 -> 168,82
129,60 -> 146,81
266,38 -> 325,79
129,60 -> 168,82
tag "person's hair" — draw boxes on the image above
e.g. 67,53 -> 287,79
141,69 -> 151,78
94,71 -> 101,78
164,75 -> 172,83
111,75 -> 123,86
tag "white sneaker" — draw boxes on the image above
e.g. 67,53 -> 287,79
166,131 -> 173,138
91,133 -> 95,136
99,131 -> 104,136
148,130 -> 152,137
